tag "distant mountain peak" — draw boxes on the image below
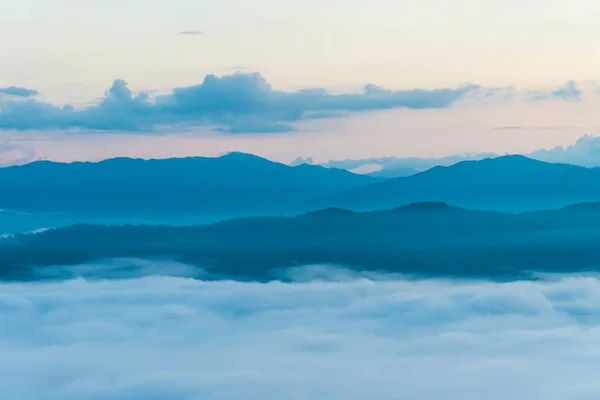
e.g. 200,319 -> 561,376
393,202 -> 458,212
0,151 -> 376,214
413,154 -> 579,181
220,152 -> 271,162
483,154 -> 544,164
449,154 -> 544,169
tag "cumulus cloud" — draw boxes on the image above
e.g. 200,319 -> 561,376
2,263 -> 600,399
530,135 -> 600,167
0,73 -> 479,133
0,86 -> 38,97
529,80 -> 583,101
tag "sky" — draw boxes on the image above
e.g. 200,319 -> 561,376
4,263 -> 600,399
0,0 -> 599,164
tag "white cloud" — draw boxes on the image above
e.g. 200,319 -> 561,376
2,266 -> 600,399
0,139 -> 42,166
530,135 -> 600,167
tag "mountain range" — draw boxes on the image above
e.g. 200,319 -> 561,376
0,152 -> 376,215
2,152 -> 600,218
317,135 -> 600,177
317,155 -> 600,212
4,201 -> 600,281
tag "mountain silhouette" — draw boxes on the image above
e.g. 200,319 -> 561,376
0,153 -> 376,215
316,155 -> 600,212
4,201 -> 600,281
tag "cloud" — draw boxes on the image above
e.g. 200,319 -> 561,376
179,30 -> 204,36
530,135 -> 600,167
349,163 -> 383,174
0,86 -> 38,97
0,72 -> 479,133
463,85 -> 517,102
322,152 -> 495,173
0,139 -> 42,166
289,156 -> 315,166
551,80 -> 583,100
2,264 -> 600,399
529,80 -> 583,101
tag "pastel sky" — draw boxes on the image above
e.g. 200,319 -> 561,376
0,0 -> 599,164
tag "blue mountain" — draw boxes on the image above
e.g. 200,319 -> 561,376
317,155 -> 600,212
0,152 -> 377,215
5,201 -> 600,281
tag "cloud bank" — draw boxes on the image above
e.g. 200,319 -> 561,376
3,264 -> 600,399
0,73 -> 478,133
529,80 -> 583,101
531,135 -> 600,167
0,86 -> 38,98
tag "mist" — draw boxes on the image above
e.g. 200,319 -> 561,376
3,262 -> 600,399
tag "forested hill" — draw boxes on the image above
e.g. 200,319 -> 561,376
3,201 -> 600,281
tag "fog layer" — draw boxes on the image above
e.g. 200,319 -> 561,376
2,265 -> 600,399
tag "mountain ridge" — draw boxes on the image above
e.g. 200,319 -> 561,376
0,152 -> 377,214
5,200 -> 600,282
4,153 -> 600,217
315,155 -> 600,212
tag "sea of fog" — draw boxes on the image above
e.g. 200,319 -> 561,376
3,262 -> 600,399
